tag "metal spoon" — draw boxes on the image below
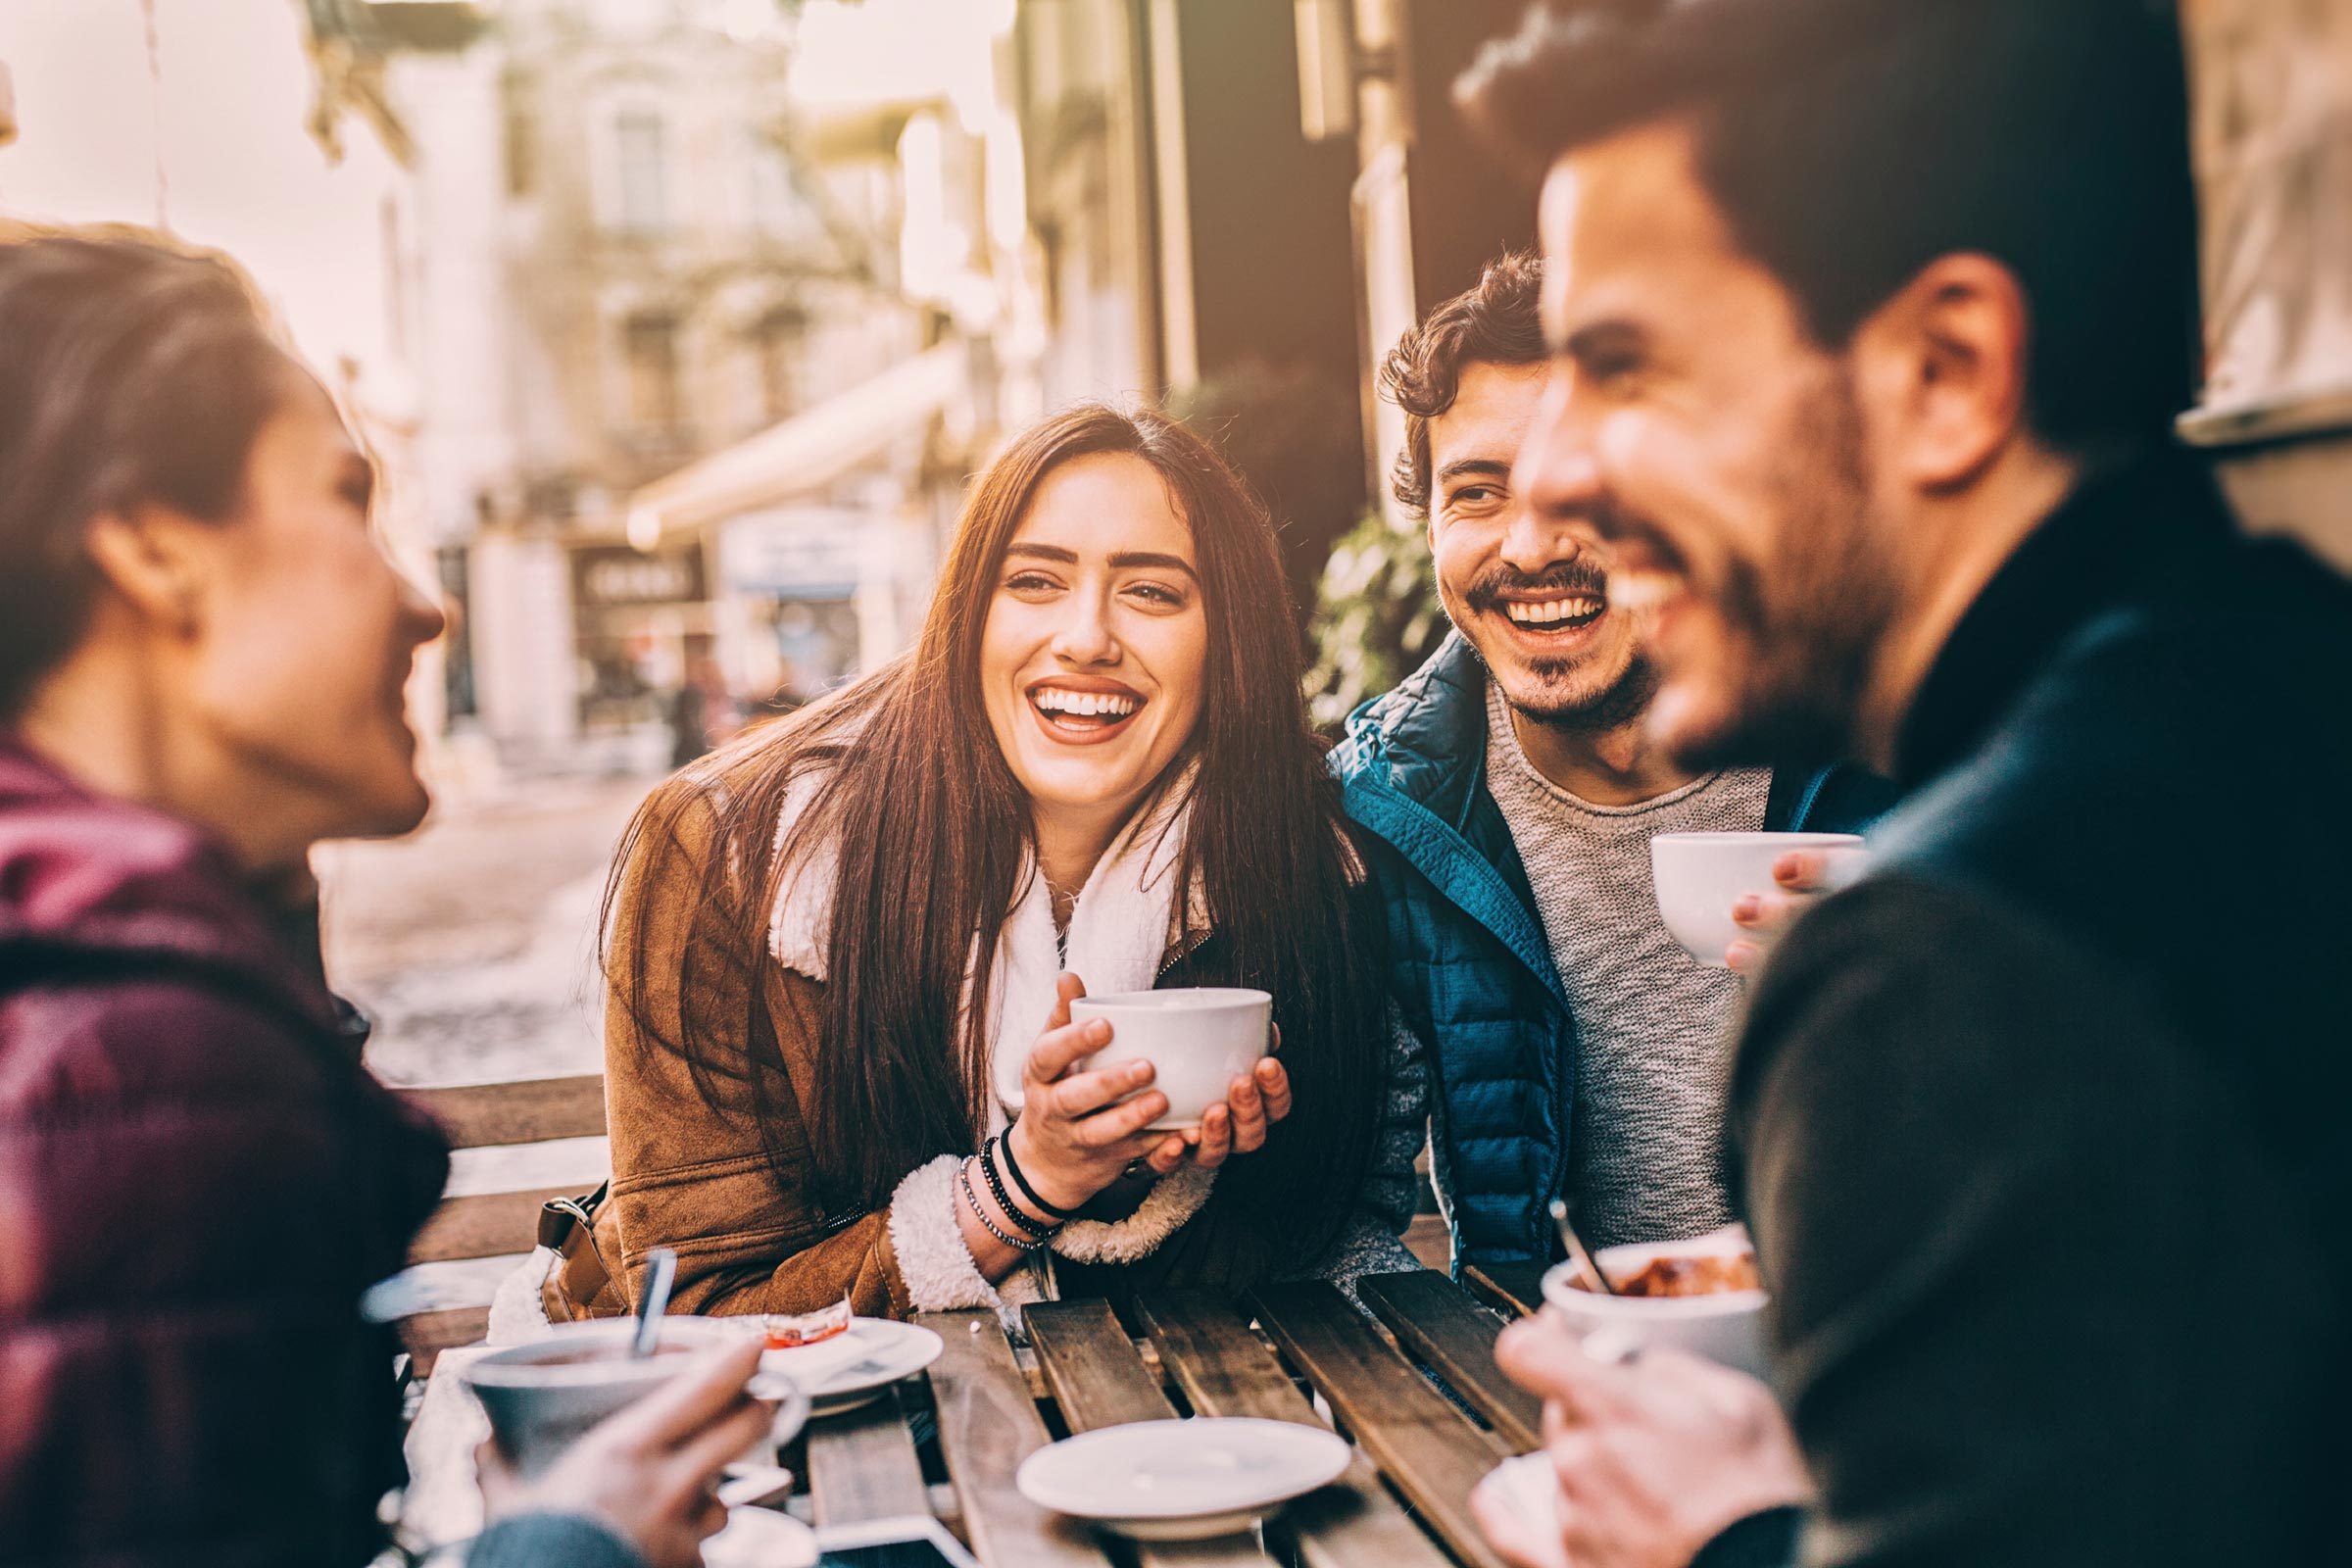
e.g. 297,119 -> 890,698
1548,1199 -> 1617,1297
632,1247 -> 678,1358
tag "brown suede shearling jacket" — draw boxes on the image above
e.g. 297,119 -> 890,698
549,781 -> 916,1323
549,781 -> 1425,1326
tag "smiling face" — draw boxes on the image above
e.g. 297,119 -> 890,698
189,371 -> 448,844
1513,118 -> 1900,766
1428,359 -> 1655,731
978,451 -> 1208,833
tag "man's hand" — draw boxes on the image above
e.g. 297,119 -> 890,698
1472,1315 -> 1812,1568
1726,847 -> 1867,974
478,1338 -> 774,1568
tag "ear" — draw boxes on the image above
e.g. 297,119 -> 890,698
1852,253 -> 2032,493
83,504 -> 219,639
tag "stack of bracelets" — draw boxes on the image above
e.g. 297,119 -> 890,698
958,1129 -> 1079,1251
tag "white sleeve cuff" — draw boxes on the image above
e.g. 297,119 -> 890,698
886,1152 -> 1016,1321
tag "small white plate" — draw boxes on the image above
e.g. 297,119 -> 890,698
1479,1453 -> 1569,1568
761,1317 -> 944,1416
704,1506 -> 817,1568
1016,1417 -> 1351,1542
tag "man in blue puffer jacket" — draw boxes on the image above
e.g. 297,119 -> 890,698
1331,255 -> 1887,1272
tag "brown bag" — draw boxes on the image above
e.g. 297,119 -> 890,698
536,1181 -> 615,1322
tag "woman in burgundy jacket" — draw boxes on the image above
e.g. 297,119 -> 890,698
0,228 -> 768,1565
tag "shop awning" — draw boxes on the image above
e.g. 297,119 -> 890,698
625,341 -> 966,547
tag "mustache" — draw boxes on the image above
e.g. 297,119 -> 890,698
1464,560 -> 1610,616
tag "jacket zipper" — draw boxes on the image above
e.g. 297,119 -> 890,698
1155,925 -> 1211,982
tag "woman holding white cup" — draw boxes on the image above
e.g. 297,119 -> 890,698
550,405 -> 1426,1332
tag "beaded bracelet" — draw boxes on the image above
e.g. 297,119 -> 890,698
979,1136 -> 1059,1240
997,1125 -> 1081,1220
958,1156 -> 1047,1251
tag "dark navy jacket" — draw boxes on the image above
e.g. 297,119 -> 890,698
1714,450 -> 2352,1565
1329,633 -> 1891,1267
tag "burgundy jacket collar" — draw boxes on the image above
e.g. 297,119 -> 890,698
0,735 -> 340,1033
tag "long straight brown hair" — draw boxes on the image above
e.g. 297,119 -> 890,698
606,404 -> 1388,1278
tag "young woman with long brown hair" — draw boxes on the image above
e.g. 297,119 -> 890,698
549,404 -> 1423,1324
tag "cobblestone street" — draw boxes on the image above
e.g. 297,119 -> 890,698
317,772 -> 660,1091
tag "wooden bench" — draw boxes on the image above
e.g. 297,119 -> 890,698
379,1072 -> 609,1376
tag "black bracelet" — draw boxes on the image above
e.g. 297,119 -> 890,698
979,1138 -> 1060,1239
997,1126 -> 1081,1220
959,1157 -> 1047,1251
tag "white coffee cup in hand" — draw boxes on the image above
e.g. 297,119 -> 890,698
1068,987 -> 1272,1131
1650,831 -> 1866,970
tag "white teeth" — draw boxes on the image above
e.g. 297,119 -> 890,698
1033,688 -> 1140,719
1606,570 -> 1680,612
1503,596 -> 1604,626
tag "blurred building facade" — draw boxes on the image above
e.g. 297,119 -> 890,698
294,0 -> 1558,772
374,0 -> 953,770
303,0 -> 2352,775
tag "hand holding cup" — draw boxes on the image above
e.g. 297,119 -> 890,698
1725,843 -> 1870,973
475,1337 -> 777,1568
1008,973 -> 1187,1212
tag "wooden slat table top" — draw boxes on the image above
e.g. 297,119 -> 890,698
805,1389 -> 931,1528
1249,1283 -> 1514,1568
1024,1300 -> 1273,1568
915,1310 -> 1110,1567
1136,1292 -> 1455,1568
1358,1272 -> 1543,1452
1461,1261 -> 1547,1320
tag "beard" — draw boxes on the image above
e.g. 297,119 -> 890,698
1670,365 -> 1900,772
1516,643 -> 1662,735
1459,551 -> 1662,736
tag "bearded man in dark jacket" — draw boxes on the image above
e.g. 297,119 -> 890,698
1456,4 -> 2352,1567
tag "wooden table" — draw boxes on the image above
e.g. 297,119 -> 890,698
791,1270 -> 1540,1567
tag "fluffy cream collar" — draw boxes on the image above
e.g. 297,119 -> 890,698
766,764 -> 1217,1266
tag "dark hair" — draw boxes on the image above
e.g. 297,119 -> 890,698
0,224 -> 294,716
607,403 -> 1388,1283
1379,251 -> 1545,518
1456,0 -> 2200,455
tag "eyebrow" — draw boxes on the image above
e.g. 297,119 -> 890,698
1553,317 -> 1649,364
1005,543 -> 1200,581
1435,458 -> 1512,488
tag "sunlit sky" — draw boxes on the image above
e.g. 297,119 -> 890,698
0,0 -> 408,388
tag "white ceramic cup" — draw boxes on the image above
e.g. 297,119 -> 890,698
465,1318 -> 809,1480
1649,830 -> 1865,967
1539,1234 -> 1770,1378
1068,987 -> 1273,1131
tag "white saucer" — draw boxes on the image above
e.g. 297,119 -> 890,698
1479,1453 -> 1569,1568
704,1506 -> 817,1568
761,1317 -> 944,1416
1015,1417 -> 1351,1542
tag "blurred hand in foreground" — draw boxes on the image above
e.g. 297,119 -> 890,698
1472,1315 -> 1811,1568
1726,847 -> 1869,974
478,1338 -> 772,1568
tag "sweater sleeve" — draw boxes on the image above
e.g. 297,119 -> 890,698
1730,875 -> 2328,1568
1280,1004 -> 1431,1296
468,1511 -> 645,1568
